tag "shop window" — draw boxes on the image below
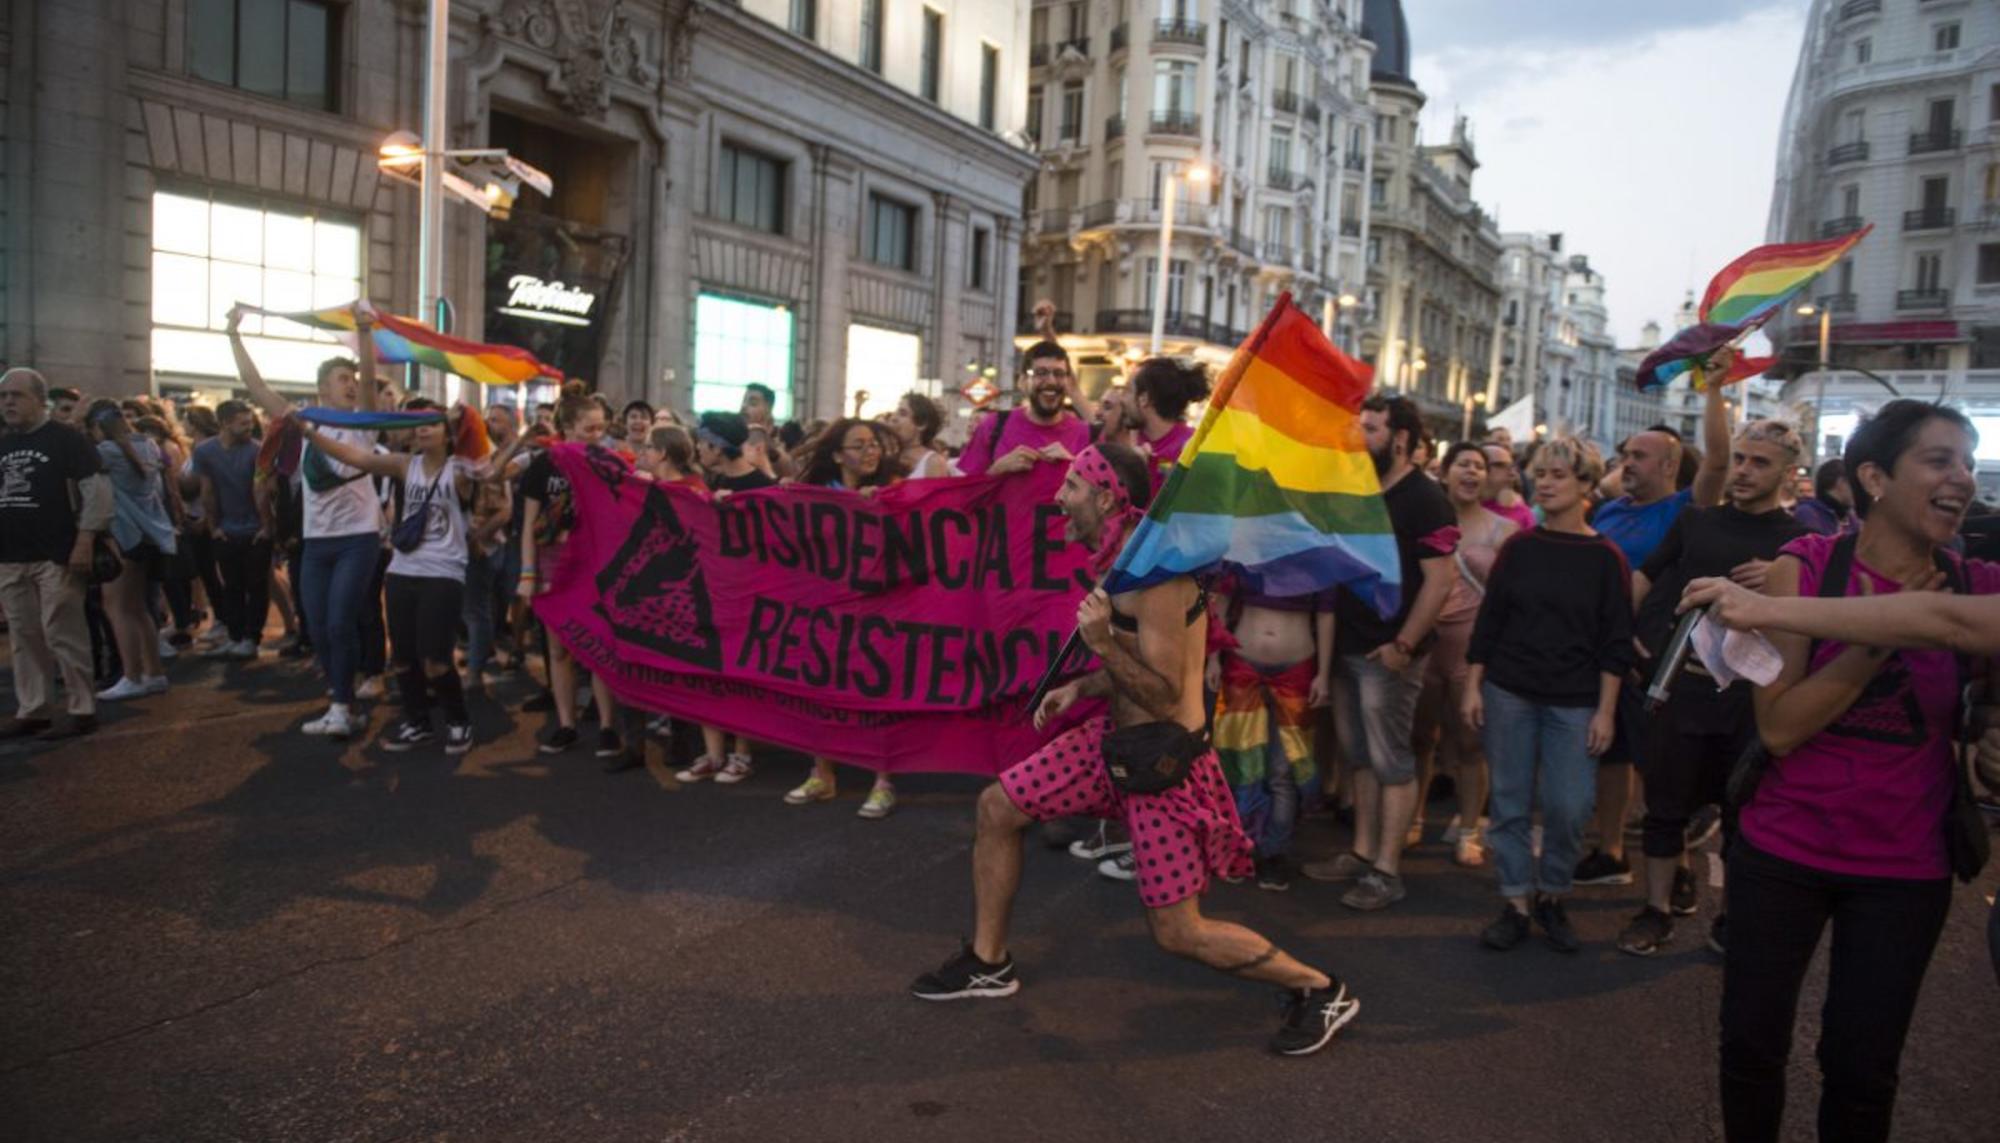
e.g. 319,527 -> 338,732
693,293 -> 795,420
149,188 -> 361,385
189,0 -> 338,111
717,143 -> 787,235
845,324 -> 921,420
868,194 -> 918,272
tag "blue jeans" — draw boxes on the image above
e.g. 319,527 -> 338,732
463,546 -> 501,676
1481,681 -> 1597,899
300,532 -> 380,704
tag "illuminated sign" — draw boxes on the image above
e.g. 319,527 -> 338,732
495,275 -> 597,326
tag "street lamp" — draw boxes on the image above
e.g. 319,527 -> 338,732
1321,291 -> 1359,348
1150,162 -> 1210,355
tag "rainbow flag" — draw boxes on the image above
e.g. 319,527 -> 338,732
1105,295 -> 1400,616
253,303 -> 563,386
1636,226 -> 1869,391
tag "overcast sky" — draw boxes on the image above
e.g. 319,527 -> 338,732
1405,0 -> 1807,347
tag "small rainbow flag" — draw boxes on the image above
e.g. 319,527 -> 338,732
1105,295 -> 1400,616
1636,227 -> 1869,391
253,302 -> 563,386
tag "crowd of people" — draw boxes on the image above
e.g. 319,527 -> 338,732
3,306 -> 1996,1133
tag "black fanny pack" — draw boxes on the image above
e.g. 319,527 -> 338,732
1102,721 -> 1208,795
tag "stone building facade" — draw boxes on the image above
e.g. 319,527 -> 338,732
1,0 -> 1035,426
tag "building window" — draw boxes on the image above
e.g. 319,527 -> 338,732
716,143 -> 787,235
150,188 -> 361,384
859,0 -> 884,73
1269,131 -> 1292,177
1060,82 -> 1085,141
979,44 -> 1000,131
789,0 -> 816,39
921,8 -> 944,103
1026,85 -> 1044,144
1914,251 -> 1942,293
1991,83 -> 2000,124
188,0 -> 337,111
969,227 -> 990,291
1979,244 -> 2000,286
1153,60 -> 1196,118
1369,178 -> 1386,206
1935,23 -> 1960,52
1142,258 -> 1187,317
694,293 -> 795,421
1854,37 -> 1871,65
868,193 -> 918,271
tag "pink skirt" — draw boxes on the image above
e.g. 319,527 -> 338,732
1000,716 -> 1254,908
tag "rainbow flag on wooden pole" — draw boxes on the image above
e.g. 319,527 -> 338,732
250,302 -> 563,386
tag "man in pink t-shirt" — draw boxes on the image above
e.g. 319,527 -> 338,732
957,341 -> 1092,476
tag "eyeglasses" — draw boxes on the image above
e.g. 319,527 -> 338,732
842,440 -> 883,454
1028,368 -> 1071,381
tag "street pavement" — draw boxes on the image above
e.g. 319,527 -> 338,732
2,649 -> 1995,1142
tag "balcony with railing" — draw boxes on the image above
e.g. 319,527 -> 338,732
1267,167 -> 1296,191
1148,110 -> 1201,137
1816,293 -> 1856,314
1340,217 -> 1362,237
1819,215 -> 1864,238
1839,0 -> 1881,20
1272,89 -> 1300,115
1154,18 -> 1207,47
1095,309 -> 1227,343
1908,128 -> 1961,155
1228,228 -> 1258,258
1035,207 -> 1072,234
1263,243 -> 1294,266
1826,140 -> 1869,165
1105,115 -> 1125,142
1903,206 -> 1955,231
1080,199 -> 1118,228
1896,288 -> 1949,310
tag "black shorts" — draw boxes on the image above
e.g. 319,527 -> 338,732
385,573 -> 464,666
1637,677 -> 1755,859
1601,680 -> 1652,768
119,539 -> 168,580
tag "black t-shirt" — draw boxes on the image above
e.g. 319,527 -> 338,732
519,451 -> 573,544
709,468 -> 778,494
1334,470 -> 1459,656
1636,504 -> 1809,658
0,420 -> 104,564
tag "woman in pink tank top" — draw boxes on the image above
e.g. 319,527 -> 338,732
1411,443 -> 1516,867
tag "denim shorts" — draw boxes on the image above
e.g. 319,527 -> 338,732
1331,651 -> 1428,785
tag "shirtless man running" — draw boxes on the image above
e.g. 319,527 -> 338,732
911,442 -> 1359,1056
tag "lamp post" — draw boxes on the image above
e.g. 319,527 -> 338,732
1796,301 -> 1833,461
1150,163 -> 1209,355
1321,291 -> 1359,350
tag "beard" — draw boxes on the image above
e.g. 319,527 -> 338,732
1030,386 -> 1064,416
1369,443 -> 1393,477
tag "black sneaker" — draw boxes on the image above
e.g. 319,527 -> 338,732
1617,906 -> 1676,957
538,725 -> 579,755
1533,895 -> 1582,953
594,728 -> 624,759
1573,849 -> 1634,886
910,943 -> 1019,1001
1670,865 -> 1700,916
1707,913 -> 1728,956
381,719 -> 435,752
1256,855 -> 1294,892
1270,982 -> 1360,1056
1684,805 -> 1723,850
521,691 -> 556,713
0,717 -> 52,739
443,722 -> 473,756
35,714 -> 96,741
1481,905 -> 1532,950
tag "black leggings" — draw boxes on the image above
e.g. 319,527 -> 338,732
385,573 -> 466,725
1719,841 -> 1950,1143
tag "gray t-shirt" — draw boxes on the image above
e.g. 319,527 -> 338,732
192,436 -> 261,539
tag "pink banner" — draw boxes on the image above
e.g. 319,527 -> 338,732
532,445 -> 1094,774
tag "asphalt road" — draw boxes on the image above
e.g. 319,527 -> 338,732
2,650 -> 1995,1142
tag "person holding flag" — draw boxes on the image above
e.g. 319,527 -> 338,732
912,299 -> 1400,1057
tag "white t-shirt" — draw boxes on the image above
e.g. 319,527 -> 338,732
302,425 -> 384,540
386,453 -> 471,581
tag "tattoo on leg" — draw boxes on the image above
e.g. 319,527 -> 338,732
1220,944 -> 1280,975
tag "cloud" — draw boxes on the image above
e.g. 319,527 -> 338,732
1401,0 -> 1787,52
1407,3 -> 1809,345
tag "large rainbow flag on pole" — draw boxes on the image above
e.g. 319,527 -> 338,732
1105,294 -> 1400,615
1635,225 -> 1870,391
250,302 -> 563,386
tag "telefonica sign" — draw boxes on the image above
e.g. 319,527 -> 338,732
496,275 -> 597,327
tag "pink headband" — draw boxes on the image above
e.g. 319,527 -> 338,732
1071,445 -> 1144,577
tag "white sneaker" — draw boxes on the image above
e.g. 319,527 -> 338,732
302,705 -> 355,739
229,640 -> 260,659
355,676 -> 384,701
156,635 -> 179,660
716,753 -> 754,783
141,675 -> 169,695
95,677 -> 149,702
675,755 -> 724,782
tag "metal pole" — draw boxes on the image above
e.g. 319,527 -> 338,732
1812,308 -> 1831,461
1321,296 -> 1335,342
419,0 -> 449,399
1150,174 -> 1177,356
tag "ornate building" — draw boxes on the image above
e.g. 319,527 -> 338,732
1,0 -> 1036,424
1014,0 -> 1377,391
1357,0 -> 1500,439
